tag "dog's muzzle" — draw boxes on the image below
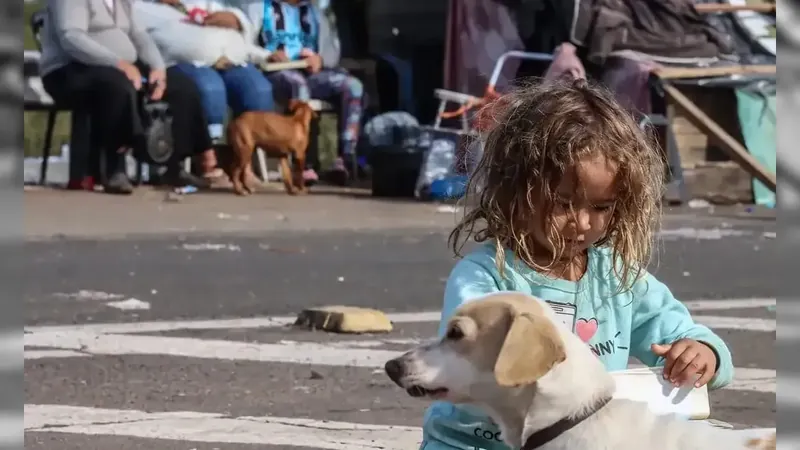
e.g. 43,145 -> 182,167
384,358 -> 406,385
384,356 -> 449,398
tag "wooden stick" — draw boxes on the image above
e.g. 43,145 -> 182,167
660,83 -> 776,192
655,65 -> 776,80
694,3 -> 775,13
258,60 -> 310,73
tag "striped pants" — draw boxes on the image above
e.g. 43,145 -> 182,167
267,68 -> 364,157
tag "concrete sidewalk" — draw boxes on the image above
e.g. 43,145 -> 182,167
23,185 -> 776,240
23,186 -> 464,240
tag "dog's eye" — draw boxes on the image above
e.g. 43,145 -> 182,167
446,325 -> 464,341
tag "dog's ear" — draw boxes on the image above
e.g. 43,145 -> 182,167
494,313 -> 566,387
287,99 -> 301,112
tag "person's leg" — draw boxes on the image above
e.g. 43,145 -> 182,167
171,63 -> 228,139
307,68 -> 365,181
266,69 -> 311,102
43,63 -> 141,194
160,65 -> 214,188
171,63 -> 228,177
220,64 -> 275,116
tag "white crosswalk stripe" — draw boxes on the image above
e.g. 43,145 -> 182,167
24,299 -> 776,449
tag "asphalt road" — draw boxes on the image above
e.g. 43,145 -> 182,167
23,205 -> 777,450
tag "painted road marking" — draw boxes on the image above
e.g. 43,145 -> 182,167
682,298 -> 775,310
24,331 -> 776,394
25,300 -> 777,335
24,331 -> 403,368
25,404 -> 422,450
727,368 -> 777,394
692,315 -> 775,333
24,350 -> 90,359
24,404 -> 776,448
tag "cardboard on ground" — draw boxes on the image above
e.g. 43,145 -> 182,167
611,367 -> 710,420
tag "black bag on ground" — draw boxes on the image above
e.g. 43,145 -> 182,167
364,112 -> 425,198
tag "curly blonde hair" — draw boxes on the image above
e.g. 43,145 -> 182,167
450,79 -> 666,291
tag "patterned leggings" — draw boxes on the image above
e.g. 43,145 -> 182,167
267,68 -> 364,157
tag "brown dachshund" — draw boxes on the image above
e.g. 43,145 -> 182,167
225,99 -> 317,195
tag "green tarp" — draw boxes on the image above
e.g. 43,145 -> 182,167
736,83 -> 776,207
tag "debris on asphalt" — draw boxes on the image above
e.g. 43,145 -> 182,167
688,199 -> 711,209
179,242 -> 241,252
106,298 -> 151,311
657,227 -> 750,240
763,231 -> 776,239
682,271 -> 691,277
174,185 -> 198,195
164,191 -> 183,203
53,290 -> 124,301
217,212 -> 250,221
259,244 -> 306,254
436,204 -> 461,214
309,370 -> 324,380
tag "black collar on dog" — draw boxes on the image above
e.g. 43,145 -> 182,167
521,396 -> 612,450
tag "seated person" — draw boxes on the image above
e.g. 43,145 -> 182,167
224,0 -> 365,182
40,0 -> 212,194
135,0 -> 276,183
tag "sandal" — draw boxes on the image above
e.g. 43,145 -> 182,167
203,167 -> 232,188
203,167 -> 226,181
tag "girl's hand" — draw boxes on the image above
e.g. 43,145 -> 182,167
651,339 -> 718,388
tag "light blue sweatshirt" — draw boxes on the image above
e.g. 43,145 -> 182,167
420,242 -> 734,450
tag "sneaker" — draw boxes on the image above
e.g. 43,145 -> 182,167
67,176 -> 96,191
303,168 -> 319,185
103,171 -> 134,195
163,167 -> 211,189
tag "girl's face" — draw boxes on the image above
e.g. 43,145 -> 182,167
532,154 -> 618,260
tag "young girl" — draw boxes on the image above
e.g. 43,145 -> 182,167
420,80 -> 734,450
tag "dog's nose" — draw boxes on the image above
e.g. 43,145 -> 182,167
384,358 -> 405,383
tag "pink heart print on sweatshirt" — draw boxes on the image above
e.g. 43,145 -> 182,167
575,317 -> 599,343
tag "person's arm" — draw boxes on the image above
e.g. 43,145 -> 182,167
123,0 -> 166,70
211,0 -> 263,45
314,6 -> 340,68
48,0 -> 126,67
629,272 -> 734,390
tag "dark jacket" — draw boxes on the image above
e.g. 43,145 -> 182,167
569,0 -> 735,64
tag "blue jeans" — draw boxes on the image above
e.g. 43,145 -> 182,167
173,63 -> 274,139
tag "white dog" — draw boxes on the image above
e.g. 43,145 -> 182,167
384,292 -> 776,450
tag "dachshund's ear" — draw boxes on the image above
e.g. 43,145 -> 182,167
287,99 -> 300,112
